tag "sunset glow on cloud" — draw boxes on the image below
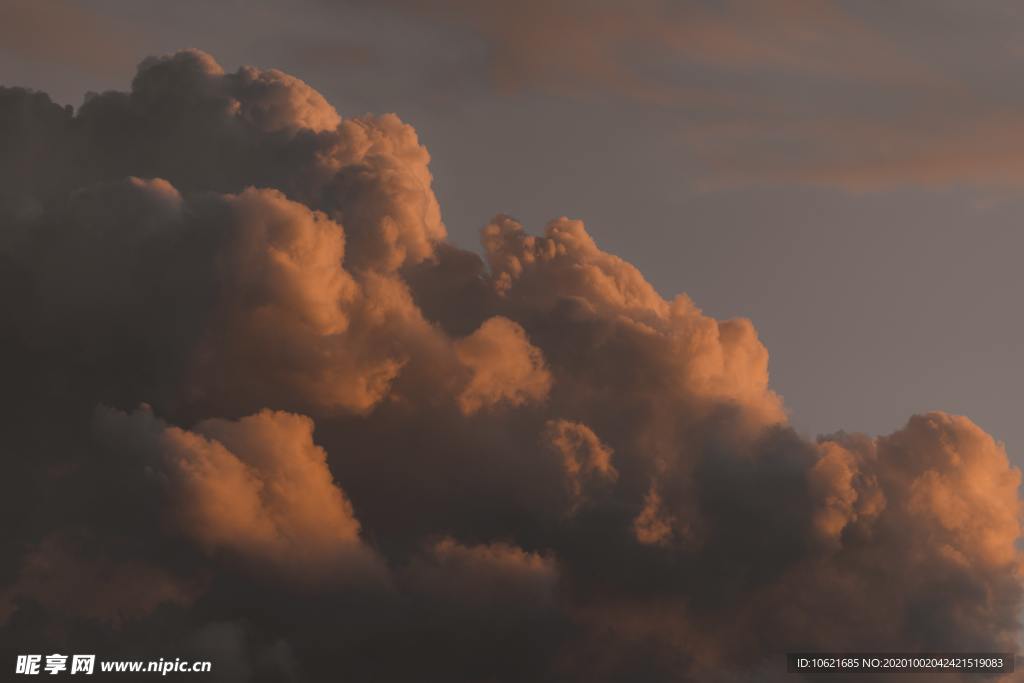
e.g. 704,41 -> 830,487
0,48 -> 1020,682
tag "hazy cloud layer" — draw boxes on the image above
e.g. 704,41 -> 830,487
320,0 -> 1024,190
0,0 -> 142,74
0,50 -> 1020,682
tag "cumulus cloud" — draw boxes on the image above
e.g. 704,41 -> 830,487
0,48 -> 445,271
454,316 -> 551,414
0,49 -> 1019,682
95,406 -> 386,583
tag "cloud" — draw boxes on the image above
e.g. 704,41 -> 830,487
11,2 -> 1024,192
0,0 -> 142,74
543,419 -> 617,511
0,48 -> 445,271
352,0 -> 927,100
454,316 -> 551,414
95,406 -> 386,584
682,111 -> 1024,191
0,533 -> 199,626
13,175 -> 430,417
0,49 -> 1019,682
405,537 -> 559,611
632,486 -> 673,546
337,0 -> 1024,190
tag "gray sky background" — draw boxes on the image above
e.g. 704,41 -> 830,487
3,0 -> 1022,462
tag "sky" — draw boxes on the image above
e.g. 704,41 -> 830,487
1,2 -> 1022,681
2,0 -> 1022,458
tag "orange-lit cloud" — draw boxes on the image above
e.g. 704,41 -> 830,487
455,316 -> 551,414
0,49 -> 1019,682
544,418 -> 617,512
96,406 -> 387,584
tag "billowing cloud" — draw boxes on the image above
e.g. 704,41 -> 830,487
0,48 -> 445,271
0,49 -> 1019,682
454,316 -> 551,414
95,406 -> 386,583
